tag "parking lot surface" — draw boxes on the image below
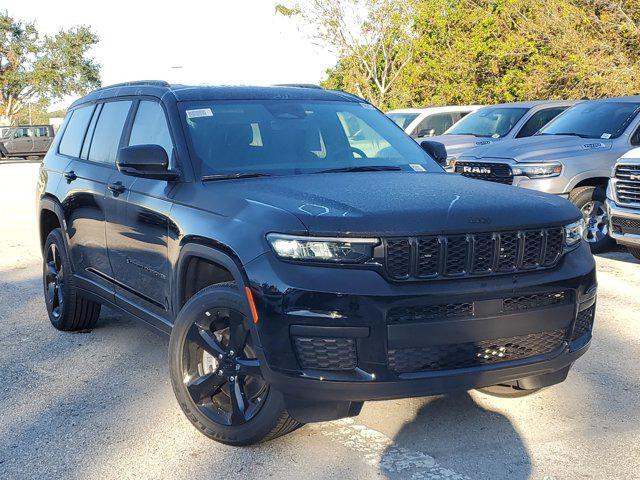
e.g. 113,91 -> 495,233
1,162 -> 639,480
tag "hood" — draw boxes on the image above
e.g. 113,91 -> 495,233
464,135 -> 614,163
428,134 -> 503,158
204,172 -> 580,237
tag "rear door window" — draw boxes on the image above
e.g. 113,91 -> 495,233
87,101 -> 133,165
58,105 -> 95,157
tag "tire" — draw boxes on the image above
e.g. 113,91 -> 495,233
478,385 -> 542,398
628,247 -> 640,261
169,283 -> 302,445
568,186 -> 615,254
43,228 -> 101,331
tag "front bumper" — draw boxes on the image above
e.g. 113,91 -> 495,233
607,199 -> 640,248
244,243 -> 596,404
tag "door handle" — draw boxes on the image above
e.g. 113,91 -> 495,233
63,170 -> 77,182
108,182 -> 126,195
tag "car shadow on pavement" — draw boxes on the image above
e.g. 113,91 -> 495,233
596,248 -> 639,264
381,392 -> 531,480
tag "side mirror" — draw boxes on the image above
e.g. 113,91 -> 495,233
117,144 -> 179,181
420,140 -> 448,167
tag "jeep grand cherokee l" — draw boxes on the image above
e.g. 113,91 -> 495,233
37,81 -> 596,446
453,96 -> 640,253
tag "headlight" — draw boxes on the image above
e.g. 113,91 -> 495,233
266,233 -> 378,263
512,163 -> 562,178
564,219 -> 585,247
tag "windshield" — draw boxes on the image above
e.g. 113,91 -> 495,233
539,101 -> 640,139
387,112 -> 419,130
446,107 -> 529,137
182,100 -> 440,177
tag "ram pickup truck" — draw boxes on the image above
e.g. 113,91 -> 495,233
37,82 -> 596,446
428,100 -> 577,170
453,96 -> 640,253
607,149 -> 640,260
386,105 -> 482,139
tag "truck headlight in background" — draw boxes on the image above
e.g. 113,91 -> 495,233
512,163 -> 563,178
564,219 -> 585,247
267,233 -> 379,263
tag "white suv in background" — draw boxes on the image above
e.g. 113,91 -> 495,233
386,105 -> 483,139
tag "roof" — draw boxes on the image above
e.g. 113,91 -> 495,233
70,81 -> 363,108
386,106 -> 483,114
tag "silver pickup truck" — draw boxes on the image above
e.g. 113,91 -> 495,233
453,96 -> 640,253
424,100 -> 577,169
607,149 -> 640,260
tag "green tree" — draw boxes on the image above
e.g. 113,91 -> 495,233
0,11 -> 100,125
280,0 -> 640,109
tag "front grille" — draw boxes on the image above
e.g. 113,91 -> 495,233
384,227 -> 564,281
387,303 -> 473,324
611,216 -> 640,235
293,337 -> 357,371
614,164 -> 640,205
572,306 -> 595,341
455,161 -> 513,185
503,291 -> 571,313
388,329 -> 566,373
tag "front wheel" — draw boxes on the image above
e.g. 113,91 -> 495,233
568,186 -> 615,254
169,283 -> 301,445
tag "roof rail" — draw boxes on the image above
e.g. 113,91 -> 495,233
93,80 -> 170,92
273,83 -> 323,89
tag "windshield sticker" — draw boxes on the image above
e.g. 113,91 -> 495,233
410,164 -> 427,172
601,133 -> 612,139
186,108 -> 213,119
491,133 -> 500,138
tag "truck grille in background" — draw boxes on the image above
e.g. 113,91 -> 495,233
614,164 -> 640,205
384,227 -> 565,281
610,216 -> 640,235
293,337 -> 357,371
388,329 -> 566,373
455,161 -> 513,185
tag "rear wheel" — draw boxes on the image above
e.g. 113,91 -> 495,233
43,228 -> 101,331
569,186 -> 615,253
169,283 -> 301,445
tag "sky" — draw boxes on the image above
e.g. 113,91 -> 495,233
6,0 -> 338,109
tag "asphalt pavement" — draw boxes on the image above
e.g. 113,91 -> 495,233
1,162 -> 639,480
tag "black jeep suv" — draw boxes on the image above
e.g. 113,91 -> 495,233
37,81 -> 597,445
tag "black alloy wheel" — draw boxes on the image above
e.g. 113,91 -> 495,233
169,283 -> 301,445
44,242 -> 65,320
181,305 -> 267,426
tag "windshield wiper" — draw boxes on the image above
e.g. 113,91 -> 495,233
451,133 -> 492,137
201,172 -> 272,181
315,165 -> 402,174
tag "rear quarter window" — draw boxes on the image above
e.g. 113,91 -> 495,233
58,105 -> 94,157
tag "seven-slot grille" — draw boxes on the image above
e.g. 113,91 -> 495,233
455,161 -> 513,185
614,163 -> 640,205
384,227 -> 564,280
